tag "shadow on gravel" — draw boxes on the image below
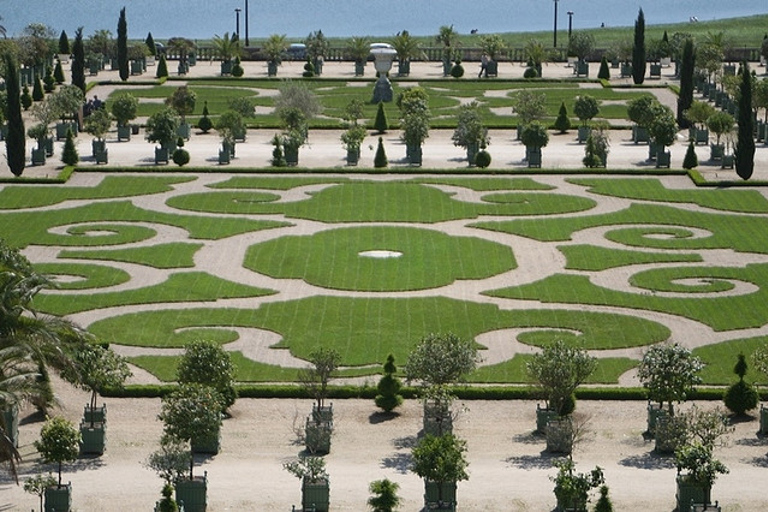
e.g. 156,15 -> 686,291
392,435 -> 417,450
618,451 -> 675,470
511,431 -> 545,445
742,455 -> 768,468
369,411 -> 400,424
380,452 -> 411,474
505,451 -> 560,470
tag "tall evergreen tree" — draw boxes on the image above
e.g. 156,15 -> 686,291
71,27 -> 86,94
677,38 -> 695,128
58,30 -> 70,55
632,8 -> 646,85
735,62 -> 755,180
145,32 -> 156,56
117,7 -> 129,81
4,53 -> 25,177
61,128 -> 79,166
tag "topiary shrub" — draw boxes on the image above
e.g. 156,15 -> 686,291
523,67 -> 538,79
172,148 -> 190,166
374,137 -> 388,168
61,128 -> 79,166
683,140 -> 698,170
474,149 -> 492,168
594,485 -> 614,512
723,353 -> 759,416
232,57 -> 244,77
32,77 -> 44,101
198,115 -> 213,133
373,102 -> 388,134
21,85 -> 33,110
54,59 -> 66,84
450,61 -> 464,78
375,354 -> 403,413
271,134 -> 286,167
597,56 -> 610,80
156,54 -> 168,78
302,60 -> 315,78
553,101 -> 571,134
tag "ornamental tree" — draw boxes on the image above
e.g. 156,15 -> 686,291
526,340 -> 597,416
405,332 -> 479,388
368,478 -> 401,512
146,108 -> 181,148
735,61 -> 755,180
411,433 -> 468,504
677,38 -> 695,128
177,340 -> 237,411
145,436 -> 191,487
675,441 -> 728,505
166,86 -> 197,125
723,353 -> 758,416
375,354 -> 403,413
573,95 -> 600,127
554,101 -> 571,133
632,8 -> 646,85
637,343 -> 703,415
298,347 -> 341,410
110,92 -> 138,127
452,101 -> 488,149
34,417 -> 80,487
551,458 -> 604,512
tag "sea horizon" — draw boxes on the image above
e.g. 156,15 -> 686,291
1,0 -> 766,42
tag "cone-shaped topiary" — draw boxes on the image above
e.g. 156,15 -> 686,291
375,354 -> 403,413
32,77 -> 44,101
61,128 -> 79,166
374,102 -> 388,134
724,353 -> 759,416
271,134 -> 286,167
553,101 -> 571,133
594,485 -> 614,512
597,56 -> 610,80
374,137 -> 388,168
21,85 -> 33,110
156,54 -> 169,78
683,140 -> 698,170
54,60 -> 65,84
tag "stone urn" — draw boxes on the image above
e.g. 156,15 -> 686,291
371,48 -> 397,104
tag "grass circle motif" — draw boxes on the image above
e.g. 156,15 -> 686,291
243,226 -> 516,291
604,226 -> 713,249
50,223 -> 158,246
34,262 -> 131,290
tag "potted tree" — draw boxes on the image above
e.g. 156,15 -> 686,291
24,474 -> 57,512
215,110 -> 245,163
684,100 -> 716,145
526,340 -> 597,453
399,88 -> 431,166
723,354 -> 759,417
523,39 -> 548,78
452,101 -> 489,166
573,95 -> 600,143
512,90 -> 546,140
391,30 -> 422,77
479,34 -> 507,77
145,437 -> 191,512
368,478 -> 401,512
27,123 -> 50,165
637,342 -> 704,451
305,30 -> 329,75
411,433 -> 469,511
61,344 -> 131,455
347,36 -> 371,76
263,34 -> 287,77
34,416 -> 80,512
520,121 -> 549,168
48,85 -> 83,141
647,103 -> 678,167
83,109 -> 112,163
299,347 -> 341,454
212,32 -> 241,76
146,107 -> 181,164
436,25 -> 460,77
706,111 -> 734,161
276,107 -> 308,166
627,95 -> 656,144
340,99 -> 366,165
551,458 -> 604,512
568,32 -> 596,77
583,127 -> 610,168
166,86 -> 196,140
110,92 -> 138,141
283,456 -> 330,512
177,340 -> 237,413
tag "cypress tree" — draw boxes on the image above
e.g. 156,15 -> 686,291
597,56 -> 610,80
735,62 -> 755,180
374,137 -> 388,168
145,32 -> 156,56
71,27 -> 86,94
117,7 -> 129,82
32,77 -> 44,101
5,53 -> 26,177
553,101 -> 571,133
156,54 -> 168,78
632,8 -> 646,85
677,38 -> 695,128
682,140 -> 698,170
61,129 -> 79,166
53,59 -> 65,84
374,102 -> 388,133
58,30 -> 70,55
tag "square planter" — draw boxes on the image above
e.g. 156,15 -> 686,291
656,150 -> 671,169
31,147 -> 46,165
176,473 -> 207,512
130,60 -> 143,75
218,149 -> 231,165
2,405 -> 19,448
45,483 -> 72,512
354,62 -> 366,76
117,124 -> 131,141
720,154 -> 734,169
302,477 -> 329,512
546,417 -> 573,454
233,126 -> 247,142
646,402 -> 667,436
285,146 -> 299,166
424,480 -> 457,510
577,125 -> 591,144
397,59 -> 410,77
346,148 -> 360,166
486,60 -> 498,77
620,63 -> 633,78
676,475 -> 709,512
305,418 -> 332,455
155,147 -> 169,165
94,148 -> 108,164
407,144 -> 423,166
650,64 -> 662,78
79,422 -> 106,455
536,405 -> 558,434
709,144 -> 724,161
575,61 -> 589,77
633,126 -> 649,144
220,60 -> 233,76
311,404 -> 334,424
267,62 -> 278,77
648,142 -> 662,161
695,128 -> 709,145
526,147 -> 542,168
91,139 -> 106,158
56,122 -> 77,141
654,414 -> 678,454
177,123 -> 191,141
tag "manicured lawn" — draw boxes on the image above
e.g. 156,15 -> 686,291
60,242 -> 203,269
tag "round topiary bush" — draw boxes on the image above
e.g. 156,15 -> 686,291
474,149 -> 492,168
523,67 -> 539,79
172,148 -> 190,166
232,63 -> 244,77
450,62 -> 465,78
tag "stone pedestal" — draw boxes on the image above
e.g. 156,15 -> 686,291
371,48 -> 397,104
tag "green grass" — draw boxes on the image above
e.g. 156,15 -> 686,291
693,336 -> 768,385
559,244 -> 702,271
33,262 -> 132,290
471,355 -> 639,384
243,226 -> 516,291
60,242 -> 203,269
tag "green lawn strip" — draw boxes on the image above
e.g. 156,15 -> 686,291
127,353 -> 374,382
166,182 -> 596,222
692,336 -> 768,385
59,242 -> 203,269
472,203 -> 768,254
110,85 -> 257,119
569,177 -> 768,213
87,297 -> 669,368
413,177 -> 555,191
243,226 -> 515,292
33,262 -> 131,290
34,271 -> 276,316
470,355 -> 638,384
208,176 -> 348,190
629,266 -> 743,294
486,263 -> 768,331
0,200 -> 290,248
0,175 -> 195,210
559,244 -> 702,271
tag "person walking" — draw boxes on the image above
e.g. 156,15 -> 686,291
479,53 -> 488,78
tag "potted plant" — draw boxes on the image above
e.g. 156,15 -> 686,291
723,354 -> 759,417
146,107 -> 181,164
340,124 -> 366,166
399,88 -> 431,166
61,344 -> 131,455
551,458 -> 604,512
583,127 -> 610,168
83,109 -> 112,163
27,123 -> 49,165
375,354 -> 404,414
145,437 -> 191,512
24,474 -> 57,512
647,103 -> 678,167
436,25 -> 460,76
391,30 -> 423,77
526,340 -> 597,452
626,95 -> 657,144
167,37 -> 195,76
684,100 -> 716,145
411,433 -> 469,511
212,32 -> 241,75
706,111 -> 734,161
573,95 -> 600,143
283,456 -> 330,512
568,32 -> 595,77
477,34 -> 506,77
452,101 -> 489,166
347,36 -> 371,76
34,416 -> 80,512
523,39 -> 549,78
276,106 -> 308,166
110,92 -> 138,141
299,347 -> 340,454
177,340 -> 237,413
675,442 -> 728,511
48,85 -> 83,141
520,121 -> 549,168
511,90 -> 546,140
305,30 -> 329,75
166,86 -> 196,140
263,34 -> 287,77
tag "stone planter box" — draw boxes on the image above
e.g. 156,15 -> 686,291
267,62 -> 278,77
56,122 -> 78,141
31,147 -> 46,165
80,422 -> 106,455
177,123 -> 191,140
91,139 -> 106,158
656,150 -> 671,169
577,125 -> 591,144
709,143 -> 724,161
423,399 -> 453,436
94,148 -> 108,164
649,64 -> 662,78
302,477 -> 329,512
424,480 -> 457,510
527,147 -> 542,168
407,144 -> 423,166
155,147 -> 169,165
546,417 -> 573,454
720,154 -> 734,169
346,148 -> 360,166
218,148 -> 231,165
695,128 -> 709,145
575,61 -> 589,77
45,483 -> 72,512
305,418 -> 332,454
130,60 -> 143,75
676,476 -> 709,512
2,405 -> 19,448
117,125 -> 131,141
648,141 -> 662,161
620,63 -> 633,78
176,473 -> 207,512
536,405 -> 558,434
83,404 -> 106,424
654,414 -> 678,454
646,402 -> 667,436
633,126 -> 649,144
486,60 -> 498,77
397,60 -> 410,77
233,126 -> 247,143
285,146 -> 299,166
